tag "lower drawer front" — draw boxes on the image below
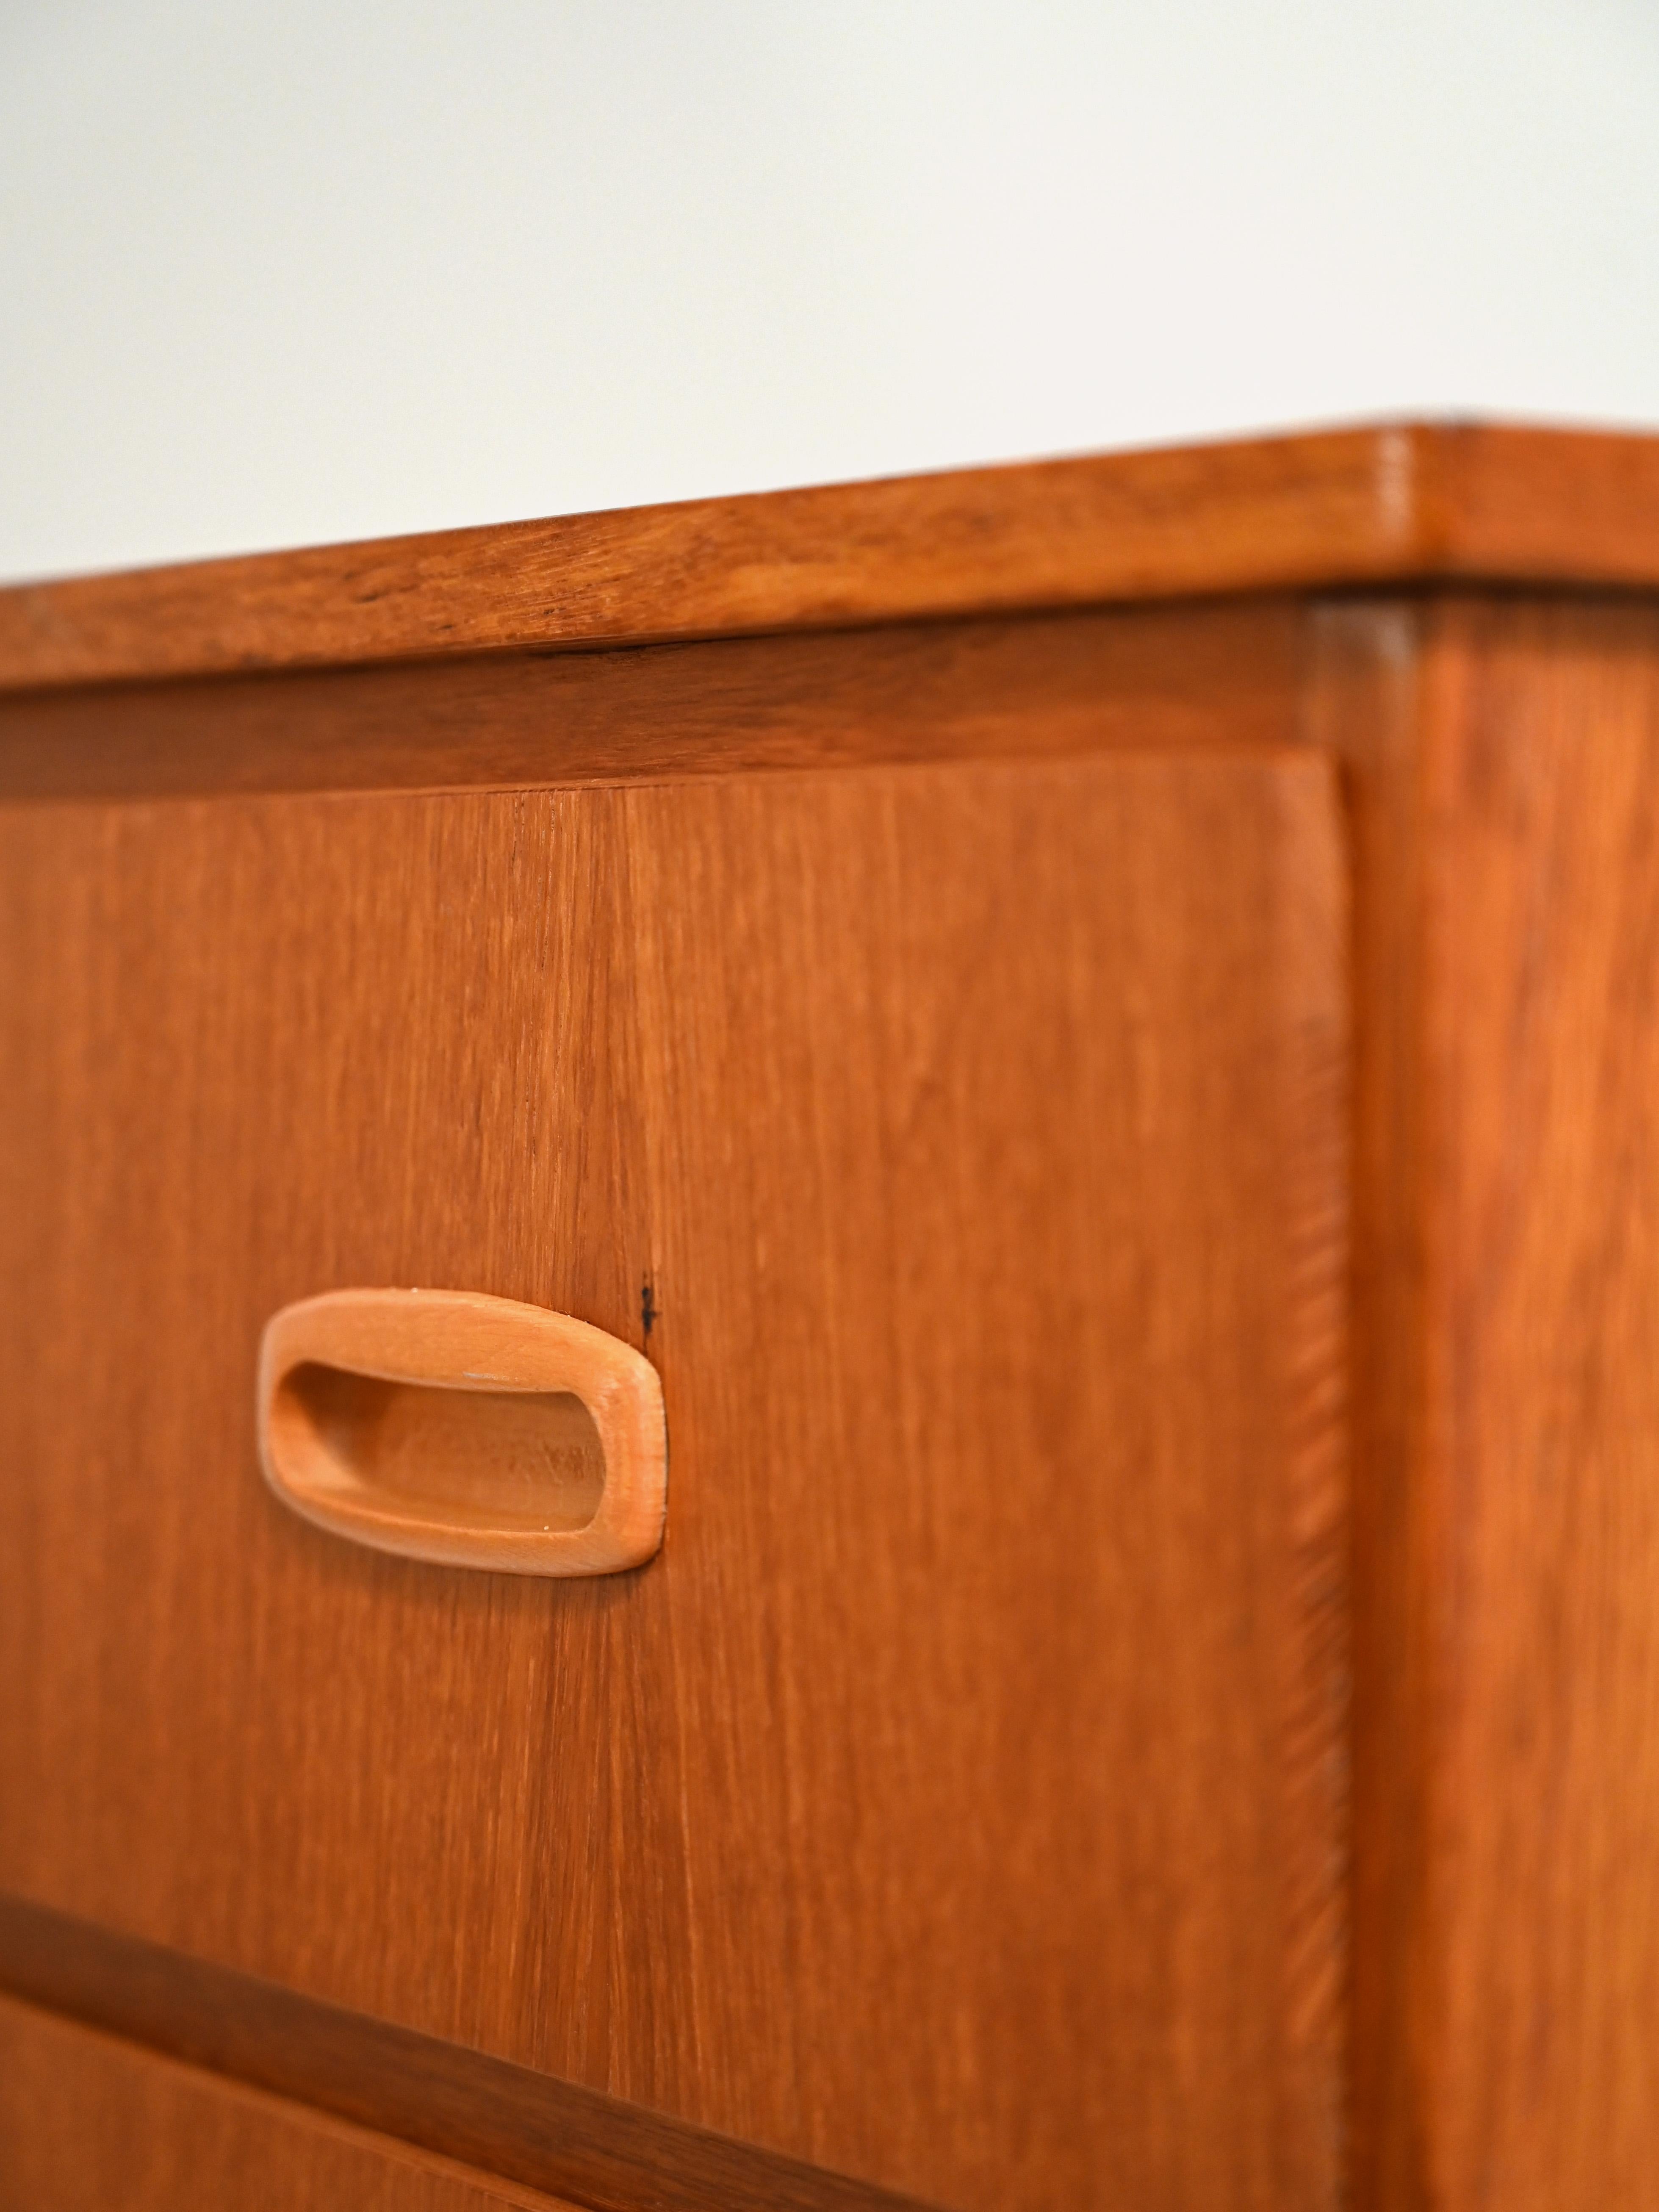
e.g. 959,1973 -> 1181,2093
0,1996 -> 572,2212
0,753 -> 1348,2211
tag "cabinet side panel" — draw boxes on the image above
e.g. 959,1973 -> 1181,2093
1414,599 -> 1659,2209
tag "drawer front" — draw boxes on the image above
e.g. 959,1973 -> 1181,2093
0,1994 -> 573,2212
0,753 -> 1348,2211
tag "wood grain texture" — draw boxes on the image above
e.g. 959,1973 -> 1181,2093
1312,593 -> 1659,2212
4,420 -> 1659,691
1410,597 -> 1659,2212
0,750 -> 1349,2211
0,600 -> 1298,803
0,1991 -> 583,2212
0,1901 -> 932,2212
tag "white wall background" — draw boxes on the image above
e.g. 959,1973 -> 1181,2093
3,0 -> 1658,583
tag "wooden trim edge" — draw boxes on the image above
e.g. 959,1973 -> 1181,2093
8,419 -> 1659,693
0,1893 -> 940,2212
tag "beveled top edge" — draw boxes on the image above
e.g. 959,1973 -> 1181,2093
4,418 -> 1659,693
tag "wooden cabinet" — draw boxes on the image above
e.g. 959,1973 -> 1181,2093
3,423 -> 1659,2209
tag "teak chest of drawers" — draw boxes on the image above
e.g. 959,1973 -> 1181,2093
3,422 -> 1659,2211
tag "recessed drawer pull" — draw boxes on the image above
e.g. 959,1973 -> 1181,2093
255,1289 -> 666,1577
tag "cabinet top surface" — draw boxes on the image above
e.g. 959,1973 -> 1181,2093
4,419 -> 1659,693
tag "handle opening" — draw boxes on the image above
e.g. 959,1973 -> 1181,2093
271,1364 -> 607,1537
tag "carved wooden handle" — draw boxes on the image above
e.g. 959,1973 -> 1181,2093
256,1289 -> 666,1577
